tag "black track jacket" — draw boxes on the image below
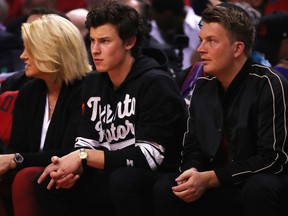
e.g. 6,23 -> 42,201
181,60 -> 288,186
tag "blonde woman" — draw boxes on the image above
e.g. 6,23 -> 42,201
0,14 -> 91,216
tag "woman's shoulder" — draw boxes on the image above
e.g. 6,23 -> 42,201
18,79 -> 45,96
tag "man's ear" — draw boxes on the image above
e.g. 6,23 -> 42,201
125,36 -> 137,50
234,41 -> 245,57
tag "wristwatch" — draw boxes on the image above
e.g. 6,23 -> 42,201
78,148 -> 88,168
13,153 -> 24,165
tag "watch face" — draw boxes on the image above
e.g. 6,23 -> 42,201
14,153 -> 24,163
79,149 -> 87,159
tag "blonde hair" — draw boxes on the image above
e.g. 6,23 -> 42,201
21,14 -> 92,84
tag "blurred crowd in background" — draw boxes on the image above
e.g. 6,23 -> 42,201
1,0 -> 288,77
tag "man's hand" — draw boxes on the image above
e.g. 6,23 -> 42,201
0,154 -> 17,175
172,168 -> 219,203
54,173 -> 80,189
37,150 -> 82,189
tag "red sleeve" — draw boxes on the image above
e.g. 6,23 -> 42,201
0,91 -> 19,147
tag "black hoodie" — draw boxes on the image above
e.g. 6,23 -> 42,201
76,48 -> 188,171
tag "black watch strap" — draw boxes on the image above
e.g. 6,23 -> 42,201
78,148 -> 87,168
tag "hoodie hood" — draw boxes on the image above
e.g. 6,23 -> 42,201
123,47 -> 170,83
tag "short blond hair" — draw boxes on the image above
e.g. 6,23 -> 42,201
21,14 -> 92,84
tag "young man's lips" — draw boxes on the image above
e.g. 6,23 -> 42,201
201,59 -> 209,64
94,59 -> 102,64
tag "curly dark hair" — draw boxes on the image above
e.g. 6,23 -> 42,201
86,0 -> 148,57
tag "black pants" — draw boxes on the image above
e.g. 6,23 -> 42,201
153,172 -> 288,216
34,167 -> 117,216
110,167 -> 167,216
34,167 -> 167,216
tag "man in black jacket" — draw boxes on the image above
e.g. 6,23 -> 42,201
154,3 -> 288,216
